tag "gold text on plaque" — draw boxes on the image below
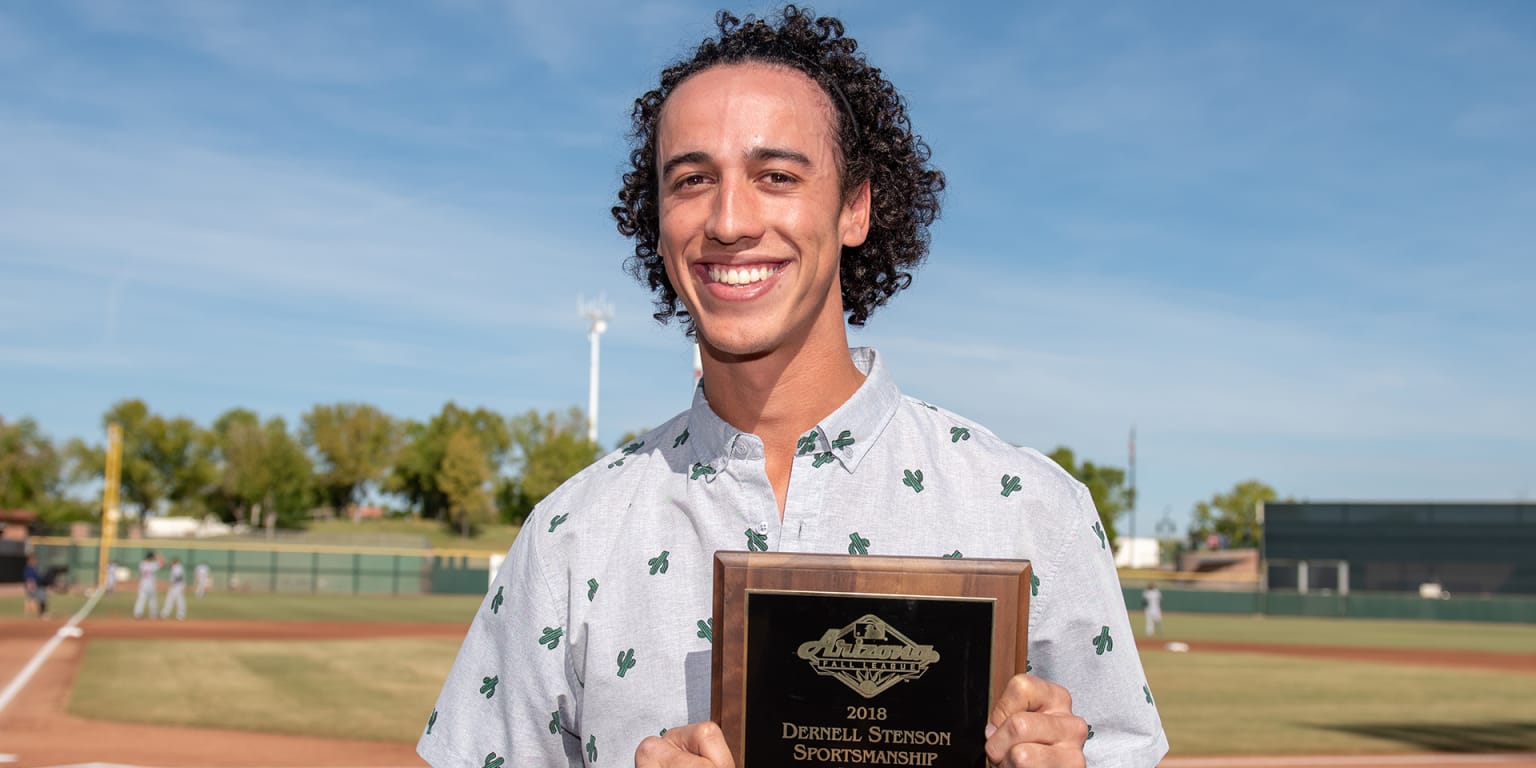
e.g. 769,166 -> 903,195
796,614 -> 940,698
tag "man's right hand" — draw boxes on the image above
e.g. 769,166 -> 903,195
634,722 -> 735,768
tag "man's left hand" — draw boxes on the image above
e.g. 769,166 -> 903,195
984,673 -> 1088,767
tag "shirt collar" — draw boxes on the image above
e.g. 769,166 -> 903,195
686,347 -> 902,477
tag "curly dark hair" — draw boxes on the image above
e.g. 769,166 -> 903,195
612,5 -> 946,330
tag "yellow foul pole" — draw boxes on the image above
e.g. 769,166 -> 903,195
98,423 -> 122,589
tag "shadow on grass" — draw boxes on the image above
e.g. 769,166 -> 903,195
1311,721 -> 1536,752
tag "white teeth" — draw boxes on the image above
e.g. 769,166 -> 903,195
709,265 -> 777,285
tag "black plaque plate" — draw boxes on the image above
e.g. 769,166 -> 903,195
744,590 -> 993,766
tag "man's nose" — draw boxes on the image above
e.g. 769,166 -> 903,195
705,177 -> 764,244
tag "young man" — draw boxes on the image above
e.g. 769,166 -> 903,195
1143,583 -> 1164,637
161,557 -> 187,620
22,554 -> 46,618
194,561 -> 212,598
133,551 -> 163,620
420,9 -> 1166,767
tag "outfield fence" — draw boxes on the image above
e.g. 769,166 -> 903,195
1121,585 -> 1536,623
31,537 -> 494,596
31,536 -> 1536,623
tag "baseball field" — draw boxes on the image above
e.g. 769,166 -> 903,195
2,590 -> 1534,768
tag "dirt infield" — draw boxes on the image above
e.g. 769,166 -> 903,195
2,618 -> 1534,768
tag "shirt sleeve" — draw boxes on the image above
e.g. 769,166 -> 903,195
1031,484 -> 1168,768
417,516 -> 584,768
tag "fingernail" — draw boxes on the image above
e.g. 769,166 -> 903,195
984,724 -> 996,739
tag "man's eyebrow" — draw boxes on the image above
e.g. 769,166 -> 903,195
661,151 -> 711,179
748,146 -> 812,166
661,147 -> 814,179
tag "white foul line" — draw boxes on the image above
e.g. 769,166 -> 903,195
0,588 -> 105,715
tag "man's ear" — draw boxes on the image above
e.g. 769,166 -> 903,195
840,179 -> 871,248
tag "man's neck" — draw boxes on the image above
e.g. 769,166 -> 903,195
698,334 -> 865,454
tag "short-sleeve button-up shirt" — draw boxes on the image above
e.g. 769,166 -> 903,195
419,347 -> 1167,767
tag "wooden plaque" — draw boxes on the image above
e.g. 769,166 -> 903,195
711,552 -> 1031,767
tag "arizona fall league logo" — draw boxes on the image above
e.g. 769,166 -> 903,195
797,615 -> 941,699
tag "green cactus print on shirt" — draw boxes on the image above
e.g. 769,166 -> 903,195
648,551 -> 669,575
587,735 -> 598,763
689,463 -> 715,480
617,648 -> 636,677
490,585 -> 504,614
549,710 -> 561,734
607,442 -> 643,468
1093,520 -> 1106,549
1087,724 -> 1095,741
831,430 -> 855,449
539,627 -> 563,650
587,578 -> 598,601
480,675 -> 499,698
427,709 -> 437,734
1001,474 -> 1022,497
812,452 -> 835,468
697,618 -> 713,641
673,429 -> 689,448
848,532 -> 870,555
745,528 -> 767,551
1144,685 -> 1155,704
548,513 -> 569,533
950,427 -> 970,443
902,469 -> 924,493
1093,626 -> 1114,655
797,431 -> 819,455
483,752 -> 504,768
942,550 -> 963,558
1030,573 -> 1040,597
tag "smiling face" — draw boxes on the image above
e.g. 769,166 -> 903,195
655,63 -> 870,362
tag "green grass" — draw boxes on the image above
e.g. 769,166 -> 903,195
1,591 -> 482,623
59,627 -> 1536,752
68,637 -> 458,742
1145,650 -> 1536,754
1129,611 -> 1536,653
11,594 -> 1536,753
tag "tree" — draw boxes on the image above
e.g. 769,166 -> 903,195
300,403 -> 397,514
503,408 -> 602,524
67,400 -> 215,526
210,409 -> 315,528
0,416 -> 72,520
1047,446 -> 1131,550
390,403 -> 511,521
1189,479 -> 1283,549
439,427 -> 495,538
151,415 -> 219,517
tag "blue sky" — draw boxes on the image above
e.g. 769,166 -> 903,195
3,0 -> 1533,537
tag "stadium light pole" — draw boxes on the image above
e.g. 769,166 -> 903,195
580,297 -> 613,445
1127,425 -> 1137,551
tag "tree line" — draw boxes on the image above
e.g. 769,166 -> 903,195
1,404 -> 1274,545
1,400 -> 608,537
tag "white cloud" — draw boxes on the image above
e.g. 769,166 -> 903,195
0,119 -> 635,336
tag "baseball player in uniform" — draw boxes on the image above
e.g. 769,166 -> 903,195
133,551 -> 163,619
161,557 -> 187,620
194,561 -> 212,598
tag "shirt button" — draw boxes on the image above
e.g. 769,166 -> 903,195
732,442 -> 750,459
